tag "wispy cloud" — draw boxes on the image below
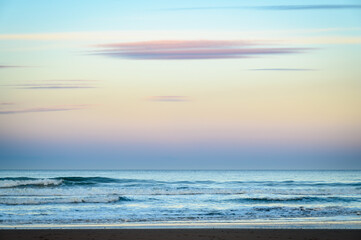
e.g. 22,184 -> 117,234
17,85 -> 97,89
165,5 -> 361,11
250,68 -> 315,71
0,104 -> 89,115
95,40 -> 256,49
258,5 -> 361,11
93,40 -> 309,60
0,65 -> 26,69
0,102 -> 15,110
3,81 -> 98,89
148,96 -> 189,102
0,102 -> 15,106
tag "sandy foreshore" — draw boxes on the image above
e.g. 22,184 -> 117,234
0,229 -> 360,240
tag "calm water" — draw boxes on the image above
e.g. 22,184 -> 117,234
0,170 -> 360,228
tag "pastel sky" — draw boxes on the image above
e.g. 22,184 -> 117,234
0,0 -> 361,169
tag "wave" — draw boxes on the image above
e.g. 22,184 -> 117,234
0,178 -> 63,188
0,195 -> 130,205
145,190 -> 245,195
0,177 -> 128,188
249,206 -> 359,217
0,188 -> 246,198
0,177 -> 169,188
59,177 -> 121,185
1,177 -> 360,189
3,205 -> 356,225
228,196 -> 360,203
227,180 -> 361,187
198,206 -> 359,219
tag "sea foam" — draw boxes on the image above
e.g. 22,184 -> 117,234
0,178 -> 63,188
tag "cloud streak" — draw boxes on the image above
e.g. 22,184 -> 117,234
3,82 -> 98,90
0,104 -> 89,115
96,40 -> 255,49
0,65 -> 26,69
0,102 -> 15,106
93,40 -> 310,60
18,86 -> 96,89
259,5 -> 361,11
165,5 -> 361,11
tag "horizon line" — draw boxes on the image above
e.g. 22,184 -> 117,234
1,168 -> 360,171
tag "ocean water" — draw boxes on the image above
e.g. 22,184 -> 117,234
0,170 -> 360,228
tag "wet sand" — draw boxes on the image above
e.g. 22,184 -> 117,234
1,229 -> 360,240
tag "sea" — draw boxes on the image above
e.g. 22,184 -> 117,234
0,170 -> 360,229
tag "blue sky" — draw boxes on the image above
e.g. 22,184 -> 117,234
1,0 -> 360,33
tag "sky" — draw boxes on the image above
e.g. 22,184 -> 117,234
0,0 -> 361,169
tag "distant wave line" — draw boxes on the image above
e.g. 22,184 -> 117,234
1,177 -> 361,188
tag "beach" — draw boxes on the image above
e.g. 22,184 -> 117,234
1,229 -> 361,240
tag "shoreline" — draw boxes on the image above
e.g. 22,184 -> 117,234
1,219 -> 361,229
1,229 -> 360,240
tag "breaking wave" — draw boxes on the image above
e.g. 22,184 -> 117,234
0,178 -> 63,188
1,177 -> 361,188
0,195 -> 130,205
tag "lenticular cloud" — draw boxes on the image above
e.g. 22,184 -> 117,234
92,40 -> 309,60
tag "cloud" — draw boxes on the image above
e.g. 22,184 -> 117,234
4,82 -> 98,89
0,65 -> 26,69
18,86 -> 96,89
0,104 -> 89,115
250,68 -> 315,71
95,40 -> 255,49
148,96 -> 189,102
93,40 -> 309,60
258,5 -> 361,11
0,102 -> 15,106
165,5 -> 361,11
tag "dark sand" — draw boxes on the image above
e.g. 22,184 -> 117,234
0,229 -> 360,240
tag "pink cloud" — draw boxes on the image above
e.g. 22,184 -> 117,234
95,40 -> 255,50
93,40 -> 310,60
